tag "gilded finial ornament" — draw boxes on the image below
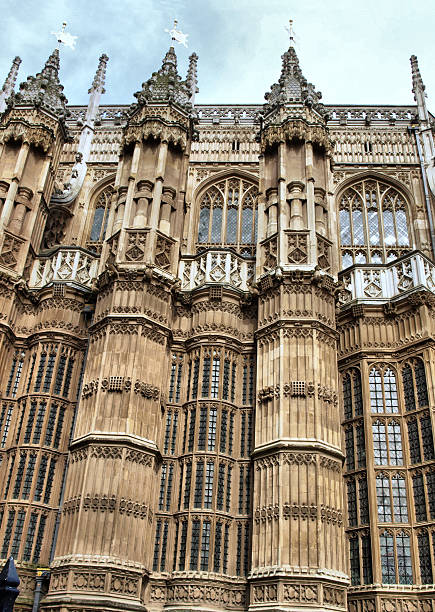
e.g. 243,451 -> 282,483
285,19 -> 296,47
52,21 -> 77,50
165,19 -> 189,48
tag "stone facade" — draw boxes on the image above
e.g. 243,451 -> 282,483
0,32 -> 434,612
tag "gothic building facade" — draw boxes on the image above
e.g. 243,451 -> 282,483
0,30 -> 434,612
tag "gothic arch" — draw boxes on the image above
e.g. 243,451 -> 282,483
85,176 -> 116,252
336,174 -> 415,269
193,169 -> 259,256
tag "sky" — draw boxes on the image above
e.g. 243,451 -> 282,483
1,0 -> 434,109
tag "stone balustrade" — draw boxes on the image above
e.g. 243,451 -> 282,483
30,247 -> 99,289
339,251 -> 435,303
179,249 -> 255,292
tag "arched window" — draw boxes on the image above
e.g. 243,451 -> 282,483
369,366 -> 398,413
339,178 -> 411,269
197,177 -> 258,256
401,358 -> 429,412
88,183 -> 114,247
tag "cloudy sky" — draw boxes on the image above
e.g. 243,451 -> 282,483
1,0 -> 434,109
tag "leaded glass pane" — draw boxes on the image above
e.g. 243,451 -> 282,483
391,475 -> 408,522
420,415 -> 434,461
342,251 -> 353,268
226,207 -> 237,243
376,475 -> 392,521
359,477 -> 369,524
343,374 -> 352,419
383,209 -> 396,246
190,520 -> 200,570
396,532 -> 412,584
347,479 -> 357,526
413,474 -> 427,521
90,208 -> 105,242
373,421 -> 388,465
349,538 -> 360,585
384,369 -> 398,413
418,532 -> 433,584
367,210 -> 380,245
415,361 -> 429,407
198,207 -> 210,243
402,365 -> 416,412
211,207 -> 222,242
345,428 -> 355,471
352,209 -> 365,245
380,533 -> 396,583
396,209 -> 409,246
241,207 -> 253,243
388,421 -> 403,465
369,368 -> 383,413
340,209 -> 351,246
407,418 -> 421,464
362,535 -> 373,584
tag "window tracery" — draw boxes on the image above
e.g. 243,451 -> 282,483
88,183 -> 114,249
197,177 -> 258,256
339,178 -> 411,269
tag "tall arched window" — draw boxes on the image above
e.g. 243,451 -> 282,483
339,178 -> 411,269
88,183 -> 114,247
197,177 -> 258,256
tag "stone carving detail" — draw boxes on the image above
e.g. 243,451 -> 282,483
50,571 -> 68,591
283,583 -> 319,603
283,380 -> 315,397
317,384 -> 338,405
253,584 -> 277,602
165,582 -> 246,607
82,494 -> 117,512
31,248 -> 98,288
72,572 -> 106,591
282,503 -> 317,521
89,446 -> 122,459
134,380 -> 160,399
119,498 -> 149,519
179,250 -> 253,292
82,379 -> 99,399
62,496 -> 81,515
320,505 -> 343,525
288,231 -> 308,264
317,235 -> 331,271
155,234 -> 173,270
263,236 -> 278,271
125,449 -> 153,466
110,574 -> 139,596
0,232 -> 24,269
323,587 -> 346,607
125,231 -> 147,262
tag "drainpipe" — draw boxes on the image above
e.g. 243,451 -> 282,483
410,125 -> 435,258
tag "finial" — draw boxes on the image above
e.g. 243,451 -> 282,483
186,52 -> 199,103
410,55 -> 425,98
285,19 -> 295,47
89,54 -> 109,94
0,56 -> 21,112
52,21 -> 77,50
165,19 -> 189,48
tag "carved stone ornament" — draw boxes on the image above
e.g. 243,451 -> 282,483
0,118 -> 55,152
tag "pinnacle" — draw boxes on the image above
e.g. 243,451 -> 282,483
89,53 -> 109,94
13,47 -> 68,120
132,45 -> 198,112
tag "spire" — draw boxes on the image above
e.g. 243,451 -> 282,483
89,53 -> 109,95
264,20 -> 326,118
186,52 -> 199,104
410,55 -> 430,123
14,48 -> 68,119
0,56 -> 21,113
132,46 -> 197,112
